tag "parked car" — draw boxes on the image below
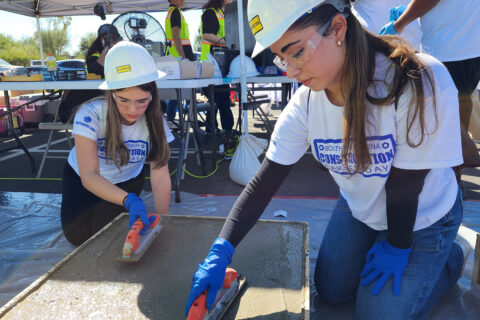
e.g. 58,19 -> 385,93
0,58 -> 21,76
56,59 -> 86,71
30,60 -> 43,67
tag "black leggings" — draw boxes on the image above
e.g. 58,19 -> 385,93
60,162 -> 145,246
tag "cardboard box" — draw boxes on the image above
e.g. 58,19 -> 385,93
154,55 -> 197,80
196,61 -> 215,79
9,90 -> 34,98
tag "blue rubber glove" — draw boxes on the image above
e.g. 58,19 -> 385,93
389,5 -> 406,22
123,193 -> 150,235
379,21 -> 398,35
185,238 -> 235,316
360,240 -> 412,296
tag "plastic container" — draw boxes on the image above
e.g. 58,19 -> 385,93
0,105 -> 24,136
11,94 -> 46,124
45,53 -> 57,71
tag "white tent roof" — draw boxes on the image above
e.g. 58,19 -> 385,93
1,0 -> 253,135
0,0 -> 208,17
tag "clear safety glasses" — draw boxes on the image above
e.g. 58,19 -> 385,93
112,93 -> 152,110
273,16 -> 335,72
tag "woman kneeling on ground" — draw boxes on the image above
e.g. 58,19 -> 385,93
185,0 -> 466,319
61,41 -> 174,246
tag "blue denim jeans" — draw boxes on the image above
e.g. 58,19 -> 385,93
314,188 -> 463,320
166,100 -> 178,121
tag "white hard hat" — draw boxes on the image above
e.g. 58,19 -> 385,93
99,41 -> 165,90
248,0 -> 349,58
227,55 -> 259,78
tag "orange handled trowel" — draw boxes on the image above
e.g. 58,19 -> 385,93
117,213 -> 162,262
187,268 -> 246,320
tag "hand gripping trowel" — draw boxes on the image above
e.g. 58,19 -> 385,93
117,213 -> 162,262
187,268 -> 246,320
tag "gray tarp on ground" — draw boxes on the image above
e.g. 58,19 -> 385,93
0,191 -> 479,319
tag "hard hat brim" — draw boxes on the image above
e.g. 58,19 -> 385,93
251,42 -> 266,58
99,70 -> 166,90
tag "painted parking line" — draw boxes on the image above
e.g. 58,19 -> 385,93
0,137 -> 314,162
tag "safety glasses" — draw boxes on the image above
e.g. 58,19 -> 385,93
112,92 -> 152,110
273,16 -> 335,72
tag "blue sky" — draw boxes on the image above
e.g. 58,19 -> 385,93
0,9 -> 202,55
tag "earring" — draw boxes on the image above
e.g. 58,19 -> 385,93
337,40 -> 342,47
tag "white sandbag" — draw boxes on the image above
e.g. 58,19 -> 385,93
229,134 -> 269,186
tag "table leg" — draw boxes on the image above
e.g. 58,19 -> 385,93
190,88 -> 206,175
0,90 -> 36,173
174,89 -> 184,203
208,85 -> 217,169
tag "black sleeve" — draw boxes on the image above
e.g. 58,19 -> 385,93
86,55 -> 104,77
219,158 -> 294,247
170,8 -> 181,28
385,166 -> 429,249
202,9 -> 219,34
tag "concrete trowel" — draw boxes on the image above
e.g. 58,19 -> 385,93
117,213 -> 162,262
187,267 -> 246,320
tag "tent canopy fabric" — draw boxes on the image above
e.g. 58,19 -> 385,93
0,0 -> 208,17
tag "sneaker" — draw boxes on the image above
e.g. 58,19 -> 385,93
454,225 -> 473,274
223,130 -> 240,160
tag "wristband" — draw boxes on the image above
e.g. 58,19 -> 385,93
122,194 -> 128,208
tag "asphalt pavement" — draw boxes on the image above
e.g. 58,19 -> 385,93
0,104 -> 479,201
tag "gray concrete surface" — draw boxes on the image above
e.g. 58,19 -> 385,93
1,214 -> 309,319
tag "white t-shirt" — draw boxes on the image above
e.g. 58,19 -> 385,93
266,53 -> 462,231
68,98 -> 175,184
352,0 -> 422,50
420,0 -> 480,62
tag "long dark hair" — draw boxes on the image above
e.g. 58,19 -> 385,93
105,81 -> 170,169
289,4 -> 436,173
87,37 -> 104,57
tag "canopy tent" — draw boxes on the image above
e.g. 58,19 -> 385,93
0,0 -> 251,133
0,1 -> 208,17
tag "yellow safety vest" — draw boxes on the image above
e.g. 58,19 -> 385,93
200,8 -> 225,61
86,52 -> 100,74
165,6 -> 191,58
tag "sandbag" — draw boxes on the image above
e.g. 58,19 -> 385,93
229,134 -> 268,186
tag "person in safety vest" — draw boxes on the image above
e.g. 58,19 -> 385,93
185,0 -> 468,318
164,0 -> 195,121
200,0 -> 235,157
165,0 -> 194,61
57,24 -> 122,124
86,24 -> 121,78
60,41 -> 174,246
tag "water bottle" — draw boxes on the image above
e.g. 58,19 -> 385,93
45,53 -> 57,71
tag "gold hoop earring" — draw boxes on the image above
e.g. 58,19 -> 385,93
337,40 -> 342,47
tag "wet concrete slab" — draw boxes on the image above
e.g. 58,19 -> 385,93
0,214 -> 309,319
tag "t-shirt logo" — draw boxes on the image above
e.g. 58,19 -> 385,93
313,134 -> 395,178
84,116 -> 92,123
97,139 -> 149,163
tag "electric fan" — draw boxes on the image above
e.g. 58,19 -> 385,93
109,11 -> 167,57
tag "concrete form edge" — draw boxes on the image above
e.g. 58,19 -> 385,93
0,214 -> 311,318
0,212 -> 129,317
